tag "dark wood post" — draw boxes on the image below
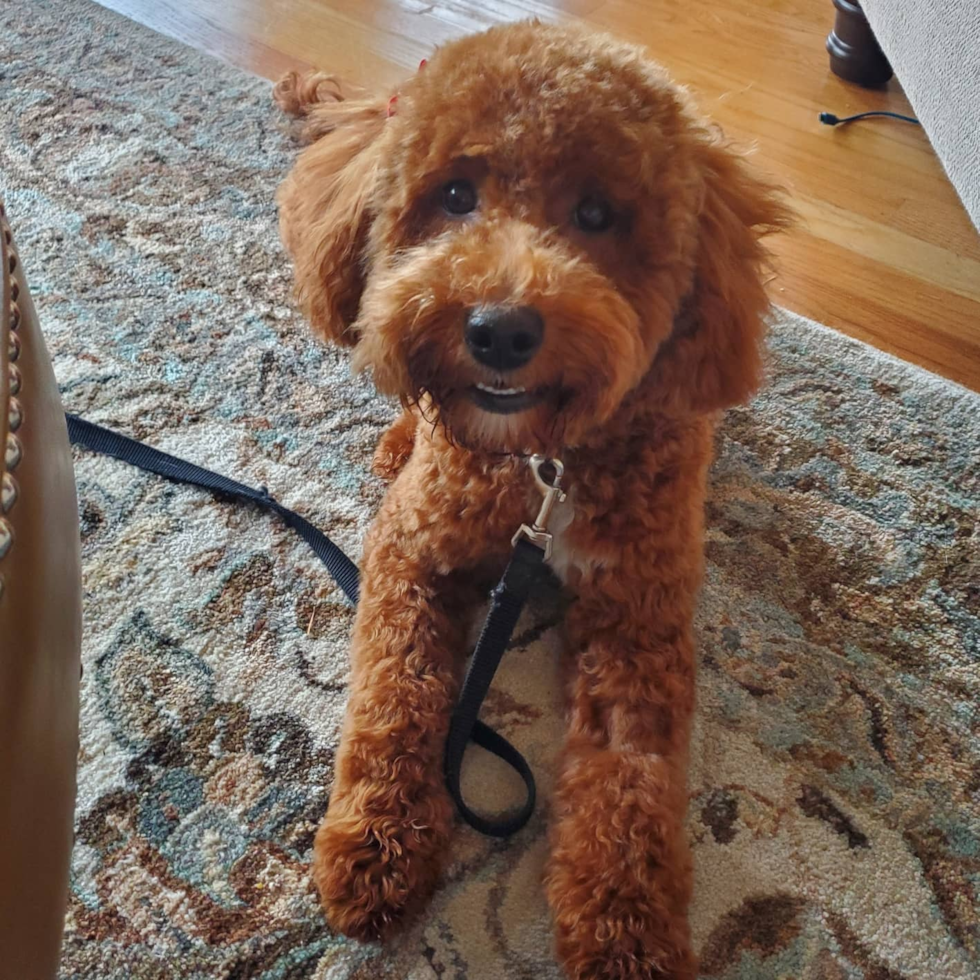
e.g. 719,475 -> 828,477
827,0 -> 893,87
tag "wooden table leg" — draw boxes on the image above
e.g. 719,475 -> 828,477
827,0 -> 893,87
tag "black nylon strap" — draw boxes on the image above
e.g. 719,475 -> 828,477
443,538 -> 544,837
66,412 -> 543,836
67,413 -> 361,604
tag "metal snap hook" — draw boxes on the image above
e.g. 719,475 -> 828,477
512,455 -> 567,560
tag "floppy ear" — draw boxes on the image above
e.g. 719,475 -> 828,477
275,72 -> 389,347
651,137 -> 791,413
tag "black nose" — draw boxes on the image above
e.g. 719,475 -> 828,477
464,306 -> 544,371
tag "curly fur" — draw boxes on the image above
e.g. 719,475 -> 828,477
276,21 -> 789,979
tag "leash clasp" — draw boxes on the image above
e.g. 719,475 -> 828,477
512,455 -> 566,561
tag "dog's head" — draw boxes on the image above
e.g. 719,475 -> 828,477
277,23 -> 789,454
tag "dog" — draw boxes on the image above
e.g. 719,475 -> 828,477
275,20 -> 788,979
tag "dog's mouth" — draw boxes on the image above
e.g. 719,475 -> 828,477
465,381 -> 551,415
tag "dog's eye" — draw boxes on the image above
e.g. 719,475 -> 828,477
442,179 -> 478,215
573,195 -> 615,233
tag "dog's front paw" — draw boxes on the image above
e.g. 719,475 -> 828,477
550,889 -> 697,980
311,786 -> 453,940
371,410 -> 417,480
547,751 -> 697,979
547,821 -> 696,980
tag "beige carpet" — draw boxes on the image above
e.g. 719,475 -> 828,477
1,1 -> 978,977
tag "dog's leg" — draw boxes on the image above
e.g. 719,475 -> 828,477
546,557 -> 700,980
371,410 -> 418,479
312,503 -> 468,940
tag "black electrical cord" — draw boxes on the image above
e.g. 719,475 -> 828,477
820,110 -> 920,127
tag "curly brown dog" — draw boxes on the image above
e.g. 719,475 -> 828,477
275,20 -> 788,980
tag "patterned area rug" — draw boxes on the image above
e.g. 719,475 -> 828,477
2,1 -> 978,977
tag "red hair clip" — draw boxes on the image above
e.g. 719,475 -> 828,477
387,59 -> 426,119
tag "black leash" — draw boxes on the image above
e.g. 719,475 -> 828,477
66,413 -> 564,837
443,538 -> 543,836
66,414 -> 362,602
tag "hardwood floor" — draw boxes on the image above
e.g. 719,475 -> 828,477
98,0 -> 980,390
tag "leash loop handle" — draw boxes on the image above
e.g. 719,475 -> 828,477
443,538 -> 546,837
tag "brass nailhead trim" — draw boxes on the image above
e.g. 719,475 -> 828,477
2,207 -> 21,592
7,397 -> 21,432
0,474 -> 16,513
4,433 -> 21,471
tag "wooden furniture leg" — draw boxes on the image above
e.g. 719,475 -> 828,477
827,0 -> 893,87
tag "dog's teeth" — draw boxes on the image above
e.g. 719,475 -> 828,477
476,383 -> 526,396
